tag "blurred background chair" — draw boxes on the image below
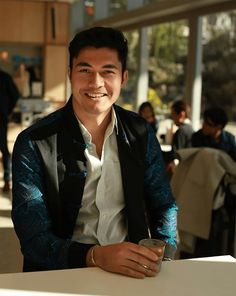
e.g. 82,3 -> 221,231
171,147 -> 236,259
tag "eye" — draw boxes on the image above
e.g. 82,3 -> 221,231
102,70 -> 116,75
78,68 -> 91,73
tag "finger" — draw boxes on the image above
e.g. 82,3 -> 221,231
137,262 -> 158,276
120,263 -> 157,279
124,258 -> 158,275
141,261 -> 158,273
148,247 -> 165,258
129,246 -> 159,263
129,256 -> 158,273
143,267 -> 158,277
135,244 -> 164,260
119,264 -> 145,279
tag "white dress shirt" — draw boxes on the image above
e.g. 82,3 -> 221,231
72,108 -> 128,245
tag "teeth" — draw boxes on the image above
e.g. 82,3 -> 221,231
87,93 -> 105,98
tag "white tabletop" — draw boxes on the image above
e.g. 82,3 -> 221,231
0,256 -> 235,296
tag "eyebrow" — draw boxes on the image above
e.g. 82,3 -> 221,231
76,62 -> 118,70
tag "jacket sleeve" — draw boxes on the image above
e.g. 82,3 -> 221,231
227,133 -> 236,161
144,126 -> 178,253
11,131 -> 92,271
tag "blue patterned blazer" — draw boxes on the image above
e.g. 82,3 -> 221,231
11,98 -> 177,271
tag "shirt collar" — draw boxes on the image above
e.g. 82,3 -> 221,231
75,106 -> 118,144
183,118 -> 191,124
111,106 -> 119,135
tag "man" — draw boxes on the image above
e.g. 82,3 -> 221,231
192,106 -> 236,161
12,27 -> 177,279
0,68 -> 20,192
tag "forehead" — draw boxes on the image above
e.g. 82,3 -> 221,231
142,106 -> 152,113
73,46 -> 121,66
204,118 -> 218,127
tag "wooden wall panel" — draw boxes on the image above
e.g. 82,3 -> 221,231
44,45 -> 68,102
0,1 -> 22,42
0,1 -> 45,43
0,1 -> 69,102
20,2 -> 45,43
45,2 -> 70,45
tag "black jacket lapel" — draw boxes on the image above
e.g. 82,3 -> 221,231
115,106 -> 149,243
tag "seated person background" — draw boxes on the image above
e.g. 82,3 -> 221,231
192,106 -> 236,161
138,101 -> 159,133
170,100 -> 194,151
162,100 -> 194,176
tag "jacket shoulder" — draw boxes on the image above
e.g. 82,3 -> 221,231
114,104 -> 148,135
223,130 -> 236,141
18,107 -> 64,141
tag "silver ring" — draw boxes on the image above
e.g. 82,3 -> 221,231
142,264 -> 149,270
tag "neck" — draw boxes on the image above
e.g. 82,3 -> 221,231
76,108 -> 111,134
75,108 -> 112,158
88,112 -> 111,136
213,130 -> 222,141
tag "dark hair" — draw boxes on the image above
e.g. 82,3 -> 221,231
203,106 -> 228,128
138,101 -> 155,116
69,26 -> 128,74
171,100 -> 190,117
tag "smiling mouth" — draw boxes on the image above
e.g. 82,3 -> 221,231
85,92 -> 107,100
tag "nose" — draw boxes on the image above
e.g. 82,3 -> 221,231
88,72 -> 104,88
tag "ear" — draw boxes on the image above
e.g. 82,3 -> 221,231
121,70 -> 128,87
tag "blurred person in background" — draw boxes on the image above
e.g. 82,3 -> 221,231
13,61 -> 30,98
170,99 -> 193,151
192,106 -> 236,161
138,101 -> 159,133
0,68 -> 20,192
162,100 -> 193,177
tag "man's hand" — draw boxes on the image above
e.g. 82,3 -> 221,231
87,242 -> 163,279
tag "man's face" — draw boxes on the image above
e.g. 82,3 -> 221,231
68,46 -> 128,118
171,109 -> 185,126
171,109 -> 179,125
202,118 -> 222,137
